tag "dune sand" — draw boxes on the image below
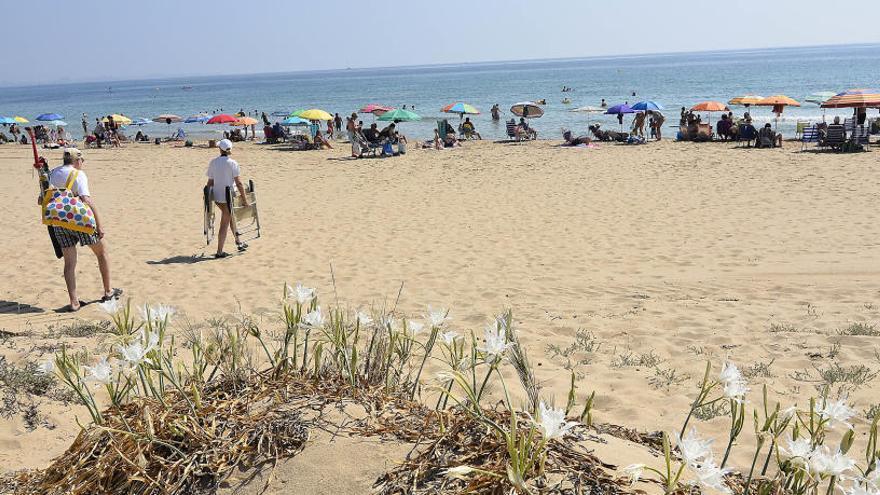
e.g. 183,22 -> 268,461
1,139 -> 878,491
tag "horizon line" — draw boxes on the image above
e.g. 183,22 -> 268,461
2,41 -> 879,90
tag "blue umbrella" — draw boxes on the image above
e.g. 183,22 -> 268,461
184,114 -> 211,123
130,118 -> 151,126
281,116 -> 309,126
36,113 -> 64,121
0,116 -> 15,124
604,104 -> 635,115
630,101 -> 664,112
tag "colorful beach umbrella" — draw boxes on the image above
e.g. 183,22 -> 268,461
298,109 -> 333,121
14,116 -> 29,123
821,88 -> 880,108
690,101 -> 729,112
281,116 -> 310,126
206,114 -> 237,124
36,113 -> 63,121
728,95 -> 764,108
153,114 -> 183,123
359,103 -> 393,115
510,101 -> 544,118
442,102 -> 480,115
804,92 -> 837,105
232,117 -> 258,126
630,101 -> 664,112
377,108 -> 421,122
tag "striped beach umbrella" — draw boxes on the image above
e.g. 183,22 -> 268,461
821,88 -> 880,108
511,101 -> 544,118
442,102 -> 480,116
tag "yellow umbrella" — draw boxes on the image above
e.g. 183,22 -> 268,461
728,94 -> 763,108
14,116 -> 29,123
298,109 -> 333,121
102,114 -> 133,125
231,117 -> 258,126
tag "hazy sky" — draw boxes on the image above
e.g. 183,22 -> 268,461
4,0 -> 880,86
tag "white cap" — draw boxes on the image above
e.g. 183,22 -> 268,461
217,139 -> 233,151
63,147 -> 83,159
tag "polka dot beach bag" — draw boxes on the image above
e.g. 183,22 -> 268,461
41,169 -> 97,235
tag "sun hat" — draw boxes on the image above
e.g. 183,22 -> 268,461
63,147 -> 83,159
217,139 -> 233,151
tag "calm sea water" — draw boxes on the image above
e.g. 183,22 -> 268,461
2,44 -> 879,140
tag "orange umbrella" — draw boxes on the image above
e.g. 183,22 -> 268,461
728,95 -> 763,109
756,95 -> 800,107
691,101 -> 729,112
232,117 -> 258,126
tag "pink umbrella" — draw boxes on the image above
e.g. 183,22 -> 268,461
359,104 -> 393,116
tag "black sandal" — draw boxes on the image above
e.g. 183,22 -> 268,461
215,252 -> 230,259
101,288 -> 124,302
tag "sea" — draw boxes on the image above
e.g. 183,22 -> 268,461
1,43 -> 879,141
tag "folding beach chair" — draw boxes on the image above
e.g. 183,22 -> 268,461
795,121 -> 810,139
800,126 -> 819,151
821,125 -> 846,151
224,180 -> 261,248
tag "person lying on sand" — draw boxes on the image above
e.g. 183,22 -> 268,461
206,139 -> 249,258
561,130 -> 592,146
46,148 -> 122,311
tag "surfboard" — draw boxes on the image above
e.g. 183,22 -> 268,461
203,185 -> 215,246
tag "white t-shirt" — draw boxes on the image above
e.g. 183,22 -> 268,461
206,155 -> 240,203
49,165 -> 90,197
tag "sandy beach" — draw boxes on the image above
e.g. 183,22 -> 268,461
1,138 -> 879,491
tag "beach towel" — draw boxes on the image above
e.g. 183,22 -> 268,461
41,170 -> 97,235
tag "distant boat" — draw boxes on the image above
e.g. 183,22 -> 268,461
181,86 -> 193,91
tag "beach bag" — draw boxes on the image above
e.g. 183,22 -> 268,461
41,169 -> 97,235
382,142 -> 394,156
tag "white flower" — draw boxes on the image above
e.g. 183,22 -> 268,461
783,438 -> 814,460
622,464 -> 645,484
84,357 -> 113,384
355,310 -> 373,327
36,359 -> 55,375
780,405 -> 799,422
810,447 -> 856,477
532,401 -> 578,441
479,322 -> 514,362
426,306 -> 451,327
845,483 -> 879,495
301,307 -> 325,327
444,465 -> 476,479
119,330 -> 158,366
435,370 -> 457,383
97,298 -> 122,315
287,283 -> 315,305
678,427 -> 715,467
719,362 -> 743,386
380,315 -> 398,332
723,379 -> 749,401
818,398 -> 856,430
140,303 -> 175,324
689,460 -> 732,494
440,330 -> 459,345
406,320 -> 425,336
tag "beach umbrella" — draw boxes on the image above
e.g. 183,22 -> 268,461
36,113 -> 63,121
184,113 -> 212,123
757,95 -> 800,129
102,114 -> 132,125
281,116 -> 310,126
359,103 -> 393,115
206,114 -> 237,124
153,114 -> 182,123
377,108 -> 421,122
821,88 -> 880,108
630,101 -> 664,112
805,91 -> 837,105
130,118 -> 151,126
14,116 -> 29,123
442,102 -> 480,119
728,94 -> 764,109
298,109 -> 333,121
46,120 -> 68,126
288,109 -> 306,118
690,101 -> 729,126
0,117 -> 15,124
510,101 -> 544,118
605,103 -> 635,130
232,117 -> 258,126
569,106 -> 605,113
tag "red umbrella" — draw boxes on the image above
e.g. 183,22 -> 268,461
206,114 -> 238,124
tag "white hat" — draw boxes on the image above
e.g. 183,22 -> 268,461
63,147 -> 83,159
217,139 -> 233,151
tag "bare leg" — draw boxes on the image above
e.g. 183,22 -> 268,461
216,203 -> 232,255
61,246 -> 79,309
87,241 -> 112,297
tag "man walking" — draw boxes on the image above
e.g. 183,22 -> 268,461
205,139 -> 248,258
47,148 -> 121,311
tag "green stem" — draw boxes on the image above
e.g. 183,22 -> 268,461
743,440 -> 764,495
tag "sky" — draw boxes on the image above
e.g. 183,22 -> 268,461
4,0 -> 880,86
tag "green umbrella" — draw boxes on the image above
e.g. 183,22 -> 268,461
377,108 -> 421,122
288,109 -> 306,118
805,91 -> 837,105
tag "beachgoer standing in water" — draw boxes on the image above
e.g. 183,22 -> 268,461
206,139 -> 248,258
47,148 -> 121,311
81,114 -> 88,137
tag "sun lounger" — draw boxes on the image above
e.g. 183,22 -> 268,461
224,179 -> 261,248
800,126 -> 820,150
